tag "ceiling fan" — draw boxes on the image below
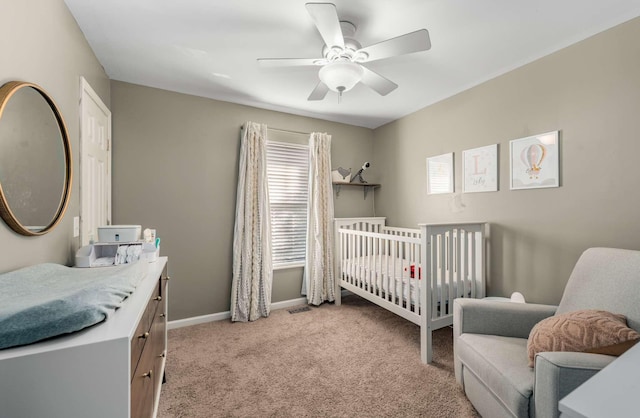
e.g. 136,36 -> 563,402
258,2 -> 431,101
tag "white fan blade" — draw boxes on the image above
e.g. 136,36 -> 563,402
308,81 -> 330,101
305,3 -> 344,50
258,58 -> 326,67
360,66 -> 398,96
357,29 -> 431,63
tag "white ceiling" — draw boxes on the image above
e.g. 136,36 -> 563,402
64,0 -> 640,129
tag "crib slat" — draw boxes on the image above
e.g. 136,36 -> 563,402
444,231 -> 450,316
350,232 -> 356,287
359,233 -> 365,289
371,235 -> 375,297
391,240 -> 397,305
357,232 -> 361,289
417,239 -> 422,314
458,230 -> 469,298
373,236 -> 379,297
383,239 -> 388,301
433,234 -> 440,319
437,233 -> 443,319
458,229 -> 464,299
412,237 -> 424,313
447,229 -> 454,315
436,233 -> 442,319
341,231 -> 345,283
398,240 -> 402,306
430,234 -> 442,318
399,237 -> 403,302
340,230 -> 345,284
345,231 -> 350,286
359,233 -> 364,290
373,238 -> 382,297
388,239 -> 393,302
362,233 -> 366,289
470,232 -> 477,299
344,231 -> 349,286
365,233 -> 369,292
455,229 -> 462,300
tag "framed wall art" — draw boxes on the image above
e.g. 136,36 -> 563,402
463,144 -> 498,193
510,131 -> 559,190
426,152 -> 454,194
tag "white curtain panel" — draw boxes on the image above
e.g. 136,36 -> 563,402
230,122 -> 273,322
304,132 -> 335,306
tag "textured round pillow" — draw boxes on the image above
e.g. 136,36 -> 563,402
527,309 -> 640,368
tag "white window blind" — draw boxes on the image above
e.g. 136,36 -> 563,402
266,141 -> 309,267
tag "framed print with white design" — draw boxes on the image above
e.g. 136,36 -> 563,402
426,152 -> 454,194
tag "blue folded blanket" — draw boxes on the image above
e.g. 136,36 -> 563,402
0,262 -> 146,350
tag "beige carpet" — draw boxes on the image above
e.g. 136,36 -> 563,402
157,295 -> 479,418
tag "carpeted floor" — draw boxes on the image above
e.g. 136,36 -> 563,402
157,295 -> 479,418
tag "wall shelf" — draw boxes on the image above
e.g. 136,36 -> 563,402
332,182 -> 380,200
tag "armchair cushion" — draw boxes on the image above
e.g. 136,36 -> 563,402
457,333 -> 533,417
527,309 -> 640,367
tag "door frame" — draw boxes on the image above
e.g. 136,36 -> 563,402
79,77 -> 112,246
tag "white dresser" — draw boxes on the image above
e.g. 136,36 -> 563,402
0,257 -> 168,418
559,342 -> 640,418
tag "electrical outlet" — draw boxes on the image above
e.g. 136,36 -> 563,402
73,216 -> 80,237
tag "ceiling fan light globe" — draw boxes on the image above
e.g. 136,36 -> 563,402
319,61 -> 364,93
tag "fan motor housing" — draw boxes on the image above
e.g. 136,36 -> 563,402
322,38 -> 366,62
321,21 -> 367,62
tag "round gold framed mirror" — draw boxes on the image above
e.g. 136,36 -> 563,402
0,81 -> 72,236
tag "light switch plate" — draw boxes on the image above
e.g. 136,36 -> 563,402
73,216 -> 80,237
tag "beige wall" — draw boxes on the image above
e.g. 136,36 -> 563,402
0,0 -> 110,272
373,17 -> 640,304
110,81 -> 375,320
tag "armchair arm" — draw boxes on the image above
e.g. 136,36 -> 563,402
453,298 -> 557,339
534,352 -> 615,418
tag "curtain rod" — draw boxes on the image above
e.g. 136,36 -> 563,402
269,127 -> 310,136
241,125 -> 310,136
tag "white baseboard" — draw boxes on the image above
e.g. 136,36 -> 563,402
167,311 -> 230,330
271,296 -> 308,310
167,296 -> 309,330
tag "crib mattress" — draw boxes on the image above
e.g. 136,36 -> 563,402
341,256 -> 471,304
0,262 -> 146,350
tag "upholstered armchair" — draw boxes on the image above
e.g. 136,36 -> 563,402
453,247 -> 640,418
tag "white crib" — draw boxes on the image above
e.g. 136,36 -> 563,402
334,217 -> 487,364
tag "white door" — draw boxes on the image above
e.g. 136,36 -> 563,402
80,77 -> 112,246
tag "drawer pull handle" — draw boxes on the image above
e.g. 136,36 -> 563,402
165,276 -> 171,281
158,352 -> 166,358
142,370 -> 153,379
159,313 -> 166,318
138,332 -> 150,339
154,296 -> 162,301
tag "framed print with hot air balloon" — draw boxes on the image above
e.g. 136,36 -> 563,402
509,131 -> 560,190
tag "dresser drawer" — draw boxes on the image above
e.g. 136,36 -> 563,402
132,274 -> 168,417
152,306 -> 167,391
131,335 -> 156,418
130,280 -> 161,378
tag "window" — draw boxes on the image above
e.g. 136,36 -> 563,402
266,141 -> 309,268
